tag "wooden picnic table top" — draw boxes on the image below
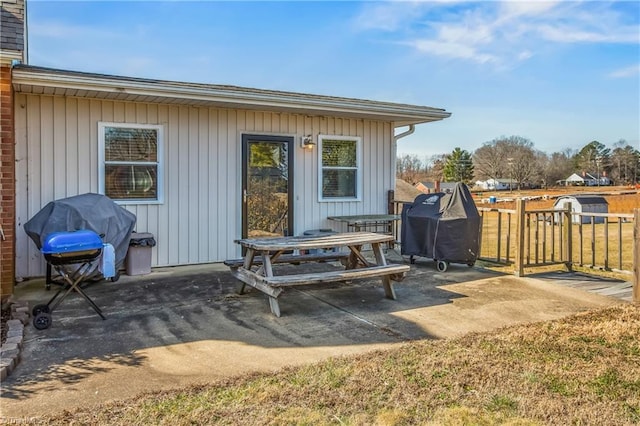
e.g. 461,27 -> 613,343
234,231 -> 394,251
327,214 -> 401,224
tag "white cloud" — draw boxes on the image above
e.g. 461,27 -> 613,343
411,39 -> 497,64
352,0 -> 469,32
499,0 -> 561,19
517,50 -> 533,61
536,23 -> 639,44
438,22 -> 495,46
353,1 -> 640,68
352,1 -> 432,32
608,64 -> 640,78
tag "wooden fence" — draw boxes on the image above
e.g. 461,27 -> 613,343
389,194 -> 639,304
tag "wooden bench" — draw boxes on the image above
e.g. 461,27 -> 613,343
243,264 -> 408,287
231,263 -> 409,317
223,251 -> 349,269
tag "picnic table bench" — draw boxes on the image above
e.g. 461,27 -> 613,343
225,231 -> 410,317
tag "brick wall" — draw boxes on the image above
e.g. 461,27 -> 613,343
0,64 -> 15,300
0,0 -> 24,299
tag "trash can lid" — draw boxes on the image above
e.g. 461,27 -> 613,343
130,232 -> 154,240
129,232 -> 156,247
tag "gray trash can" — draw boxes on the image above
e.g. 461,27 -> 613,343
126,232 -> 156,276
303,229 -> 336,254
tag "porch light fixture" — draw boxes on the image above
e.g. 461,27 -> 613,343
301,135 -> 315,149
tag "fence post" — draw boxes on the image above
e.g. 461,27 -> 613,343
387,190 -> 396,248
514,199 -> 525,277
634,209 -> 639,305
564,202 -> 573,271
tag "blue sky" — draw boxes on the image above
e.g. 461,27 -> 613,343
25,0 -> 640,160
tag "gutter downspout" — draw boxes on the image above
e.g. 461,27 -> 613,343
394,124 -> 415,142
391,124 -> 415,196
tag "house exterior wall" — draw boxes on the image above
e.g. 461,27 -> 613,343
14,93 -> 394,278
474,180 -> 489,190
475,179 -> 509,191
564,173 -> 611,187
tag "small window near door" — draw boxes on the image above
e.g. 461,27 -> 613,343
98,122 -> 163,204
318,135 -> 361,202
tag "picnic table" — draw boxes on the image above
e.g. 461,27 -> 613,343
224,231 -> 410,317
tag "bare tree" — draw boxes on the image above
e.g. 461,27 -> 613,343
611,140 -> 640,184
472,140 -> 509,180
509,144 -> 538,190
396,154 -> 426,184
542,149 -> 575,186
400,138 -> 635,189
473,135 -> 538,188
427,154 -> 446,183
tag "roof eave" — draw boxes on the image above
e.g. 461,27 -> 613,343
11,66 -> 451,126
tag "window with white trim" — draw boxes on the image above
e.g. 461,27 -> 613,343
318,135 -> 361,201
98,122 -> 163,204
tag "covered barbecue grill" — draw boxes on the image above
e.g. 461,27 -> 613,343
24,193 -> 137,282
24,193 -> 136,329
401,182 -> 481,272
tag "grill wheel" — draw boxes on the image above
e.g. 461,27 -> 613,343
33,312 -> 52,330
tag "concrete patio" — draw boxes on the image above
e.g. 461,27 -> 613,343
0,258 -> 629,419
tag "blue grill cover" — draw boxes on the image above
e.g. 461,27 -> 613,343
42,230 -> 103,255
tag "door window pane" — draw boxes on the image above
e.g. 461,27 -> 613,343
247,140 -> 290,237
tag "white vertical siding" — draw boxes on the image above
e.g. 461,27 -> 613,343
14,94 -> 395,278
197,107 -> 210,263
14,95 -> 29,271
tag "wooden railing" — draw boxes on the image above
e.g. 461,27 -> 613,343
477,201 -> 634,275
389,193 -> 638,304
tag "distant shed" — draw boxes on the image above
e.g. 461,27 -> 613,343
553,195 -> 608,224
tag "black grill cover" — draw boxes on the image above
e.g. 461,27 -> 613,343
401,183 -> 480,264
24,193 -> 137,274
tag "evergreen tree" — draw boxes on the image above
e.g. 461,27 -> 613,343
443,148 -> 474,183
